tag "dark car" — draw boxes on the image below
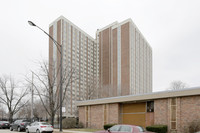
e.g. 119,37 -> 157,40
0,121 -> 10,129
94,124 -> 155,133
10,119 -> 30,132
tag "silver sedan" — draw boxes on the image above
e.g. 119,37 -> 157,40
26,122 -> 53,133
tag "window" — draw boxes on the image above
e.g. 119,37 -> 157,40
147,101 -> 154,112
120,125 -> 132,132
14,120 -> 19,124
136,126 -> 145,132
110,125 -> 120,131
41,122 -> 51,125
86,106 -> 89,127
170,98 -> 177,130
104,104 -> 107,125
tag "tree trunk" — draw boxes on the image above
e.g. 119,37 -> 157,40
8,111 -> 13,123
50,113 -> 55,126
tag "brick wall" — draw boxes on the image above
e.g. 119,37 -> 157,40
108,103 -> 119,124
146,112 -> 154,126
79,106 -> 86,127
154,99 -> 169,125
154,96 -> 200,133
179,96 -> 200,133
79,103 -> 119,129
79,95 -> 200,132
90,105 -> 104,129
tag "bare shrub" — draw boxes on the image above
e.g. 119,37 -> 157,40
62,118 -> 77,129
185,120 -> 200,133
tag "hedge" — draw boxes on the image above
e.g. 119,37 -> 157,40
146,125 -> 167,133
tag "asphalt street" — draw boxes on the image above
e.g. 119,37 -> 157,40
0,129 -> 22,133
0,129 -> 91,133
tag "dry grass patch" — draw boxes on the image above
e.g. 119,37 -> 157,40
67,128 -> 102,132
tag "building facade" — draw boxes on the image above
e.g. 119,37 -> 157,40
49,16 -> 98,117
96,19 -> 152,98
49,16 -> 152,117
77,87 -> 200,133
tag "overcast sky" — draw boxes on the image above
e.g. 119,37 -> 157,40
0,0 -> 200,92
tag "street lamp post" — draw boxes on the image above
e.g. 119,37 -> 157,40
31,71 -> 34,122
28,21 -> 63,132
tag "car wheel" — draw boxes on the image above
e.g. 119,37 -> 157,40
17,127 -> 21,132
36,129 -> 40,133
26,128 -> 29,133
10,126 -> 13,131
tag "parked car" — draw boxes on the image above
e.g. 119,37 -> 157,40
0,121 -> 10,129
94,124 -> 155,133
26,122 -> 53,133
10,119 -> 30,132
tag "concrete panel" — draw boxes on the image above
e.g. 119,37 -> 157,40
112,28 -> 118,97
121,22 -> 130,96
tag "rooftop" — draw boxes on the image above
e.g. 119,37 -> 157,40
76,86 -> 200,106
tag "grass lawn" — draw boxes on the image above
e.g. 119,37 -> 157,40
68,128 -> 102,132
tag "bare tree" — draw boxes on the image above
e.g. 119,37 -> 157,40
0,75 -> 29,123
85,80 -> 98,100
26,60 -> 76,126
16,102 -> 31,119
170,80 -> 188,90
33,99 -> 47,120
16,99 -> 47,121
0,104 -> 7,120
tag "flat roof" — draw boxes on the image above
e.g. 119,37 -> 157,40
96,18 -> 151,50
49,16 -> 95,42
76,87 -> 200,106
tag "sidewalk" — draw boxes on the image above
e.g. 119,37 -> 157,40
54,129 -> 93,133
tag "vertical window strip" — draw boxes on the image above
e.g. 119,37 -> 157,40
170,98 -> 177,130
130,24 -> 135,94
53,23 -> 57,90
117,27 -> 121,96
129,24 -> 132,94
104,104 -> 107,125
86,106 -> 88,127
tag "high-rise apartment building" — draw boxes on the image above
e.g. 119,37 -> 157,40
49,16 -> 152,117
49,16 -> 98,117
96,19 -> 152,97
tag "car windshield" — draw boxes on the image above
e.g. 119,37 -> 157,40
110,125 -> 121,131
120,125 -> 132,132
137,126 -> 145,132
40,122 -> 51,125
22,120 -> 30,122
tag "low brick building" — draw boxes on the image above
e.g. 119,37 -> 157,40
77,87 -> 200,133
